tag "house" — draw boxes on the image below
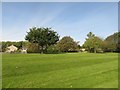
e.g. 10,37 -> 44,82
6,45 -> 18,53
21,47 -> 27,54
80,48 -> 86,52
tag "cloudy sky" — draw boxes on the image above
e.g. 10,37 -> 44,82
2,2 -> 118,45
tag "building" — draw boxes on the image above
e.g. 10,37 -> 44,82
80,48 -> 86,52
21,47 -> 27,54
6,45 -> 18,53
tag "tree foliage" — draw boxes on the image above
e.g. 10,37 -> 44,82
87,32 -> 95,38
83,32 -> 103,53
25,27 -> 59,53
1,41 -> 26,52
2,30 -> 119,53
103,32 -> 120,52
57,36 -> 78,52
26,42 -> 40,53
47,45 -> 59,54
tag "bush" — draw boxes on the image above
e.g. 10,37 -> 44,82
96,48 -> 104,53
56,36 -> 78,52
46,45 -> 60,54
27,43 -> 40,53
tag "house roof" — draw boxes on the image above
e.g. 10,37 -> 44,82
7,45 -> 18,50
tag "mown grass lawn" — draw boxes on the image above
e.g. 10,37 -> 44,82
2,53 -> 118,88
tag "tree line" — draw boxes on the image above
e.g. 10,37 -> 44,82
1,27 -> 120,53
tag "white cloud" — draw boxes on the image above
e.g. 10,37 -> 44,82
26,5 -> 70,28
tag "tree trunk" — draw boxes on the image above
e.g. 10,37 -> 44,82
44,45 -> 48,53
38,44 -> 43,54
94,48 -> 96,53
41,46 -> 44,54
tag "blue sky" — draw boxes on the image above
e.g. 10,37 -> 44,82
2,2 -> 118,45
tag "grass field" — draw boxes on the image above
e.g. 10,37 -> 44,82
2,53 -> 118,88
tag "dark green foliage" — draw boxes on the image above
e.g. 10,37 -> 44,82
1,42 -> 7,52
26,43 -> 40,53
77,45 -> 81,49
0,42 -> 1,52
103,32 -> 120,52
25,27 -> 59,53
1,41 -> 27,52
2,31 -> 119,53
46,45 -> 60,54
57,36 -> 78,52
87,31 -> 95,38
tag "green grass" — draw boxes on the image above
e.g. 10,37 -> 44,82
2,53 -> 118,88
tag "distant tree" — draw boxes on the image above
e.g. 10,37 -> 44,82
1,41 -> 29,52
87,32 -> 95,38
25,27 -> 59,53
77,45 -> 81,49
0,42 -> 1,52
1,42 -> 6,52
83,32 -> 103,53
13,41 -> 23,49
57,36 -> 78,52
26,42 -> 40,53
47,45 -> 59,54
103,32 -> 120,52
2,41 -> 13,52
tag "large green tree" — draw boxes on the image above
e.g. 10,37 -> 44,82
83,32 -> 103,53
26,43 -> 40,53
25,27 -> 59,53
103,32 -> 120,52
57,36 -> 78,52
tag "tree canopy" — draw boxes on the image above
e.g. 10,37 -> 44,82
25,27 -> 59,53
57,36 -> 78,52
2,28 -> 119,53
103,32 -> 120,52
83,32 -> 103,53
87,32 -> 95,38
